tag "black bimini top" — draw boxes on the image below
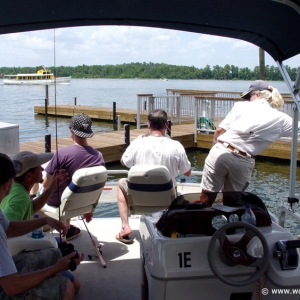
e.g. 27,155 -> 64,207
1,0 -> 300,62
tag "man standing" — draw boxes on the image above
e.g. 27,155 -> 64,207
199,80 -> 300,206
43,113 -> 105,240
0,153 -> 83,300
0,151 -> 68,221
115,109 -> 191,243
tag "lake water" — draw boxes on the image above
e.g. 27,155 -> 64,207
0,79 -> 299,236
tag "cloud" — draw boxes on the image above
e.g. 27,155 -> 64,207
0,26 -> 285,69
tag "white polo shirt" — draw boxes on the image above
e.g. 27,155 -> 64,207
218,100 -> 298,156
122,136 -> 191,186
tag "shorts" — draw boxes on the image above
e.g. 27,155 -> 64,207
119,178 -> 129,195
200,143 -> 255,192
0,248 -> 68,300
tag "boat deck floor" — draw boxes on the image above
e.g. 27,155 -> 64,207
66,217 -> 141,300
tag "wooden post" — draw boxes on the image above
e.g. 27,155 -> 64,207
259,48 -> 265,80
45,134 -> 51,152
45,98 -> 48,118
113,102 -> 117,130
124,124 -> 130,148
45,85 -> 49,106
167,120 -> 172,137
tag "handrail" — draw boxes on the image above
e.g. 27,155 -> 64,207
278,206 -> 300,228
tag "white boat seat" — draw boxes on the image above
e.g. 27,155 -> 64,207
42,166 -> 107,221
8,232 -> 58,256
127,165 -> 176,215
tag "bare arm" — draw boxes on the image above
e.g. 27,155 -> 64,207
213,127 -> 226,145
0,251 -> 83,296
33,170 -> 68,213
42,172 -> 53,189
184,169 -> 191,176
6,216 -> 68,238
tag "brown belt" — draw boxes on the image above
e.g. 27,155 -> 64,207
219,141 -> 255,159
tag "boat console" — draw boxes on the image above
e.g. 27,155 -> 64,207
139,192 -> 300,300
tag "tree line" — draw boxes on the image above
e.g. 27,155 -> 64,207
0,62 -> 297,81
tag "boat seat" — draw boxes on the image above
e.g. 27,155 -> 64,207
127,165 -> 176,215
42,166 -> 107,221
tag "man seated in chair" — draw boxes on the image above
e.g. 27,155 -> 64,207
0,153 -> 84,300
43,113 -> 105,241
116,109 -> 191,244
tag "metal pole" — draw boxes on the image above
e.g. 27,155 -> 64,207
124,124 -> 130,148
276,61 -> 300,199
136,96 -> 141,129
116,115 -> 121,131
74,97 -> 77,105
45,134 -> 51,152
113,102 -> 116,130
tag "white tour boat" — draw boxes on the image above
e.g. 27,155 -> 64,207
3,67 -> 71,85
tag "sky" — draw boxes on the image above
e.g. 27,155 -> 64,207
1,25 -> 300,69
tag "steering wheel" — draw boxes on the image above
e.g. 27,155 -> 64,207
207,221 -> 269,286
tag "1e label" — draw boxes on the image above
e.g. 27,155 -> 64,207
178,252 -> 191,268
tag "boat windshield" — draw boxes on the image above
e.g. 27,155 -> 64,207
156,192 -> 272,237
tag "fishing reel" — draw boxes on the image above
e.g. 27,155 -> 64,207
58,241 -> 79,271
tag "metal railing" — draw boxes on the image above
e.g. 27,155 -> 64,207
136,91 -> 298,136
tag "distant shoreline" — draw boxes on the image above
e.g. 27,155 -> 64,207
0,62 -> 297,81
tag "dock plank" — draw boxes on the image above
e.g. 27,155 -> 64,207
34,105 -> 148,124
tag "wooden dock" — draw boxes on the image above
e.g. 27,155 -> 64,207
20,124 -> 195,163
19,123 -> 299,163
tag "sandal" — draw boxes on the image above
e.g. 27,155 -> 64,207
115,233 -> 134,244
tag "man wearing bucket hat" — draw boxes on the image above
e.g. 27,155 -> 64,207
43,113 -> 105,240
0,151 -> 68,221
0,153 -> 83,299
199,80 -> 300,206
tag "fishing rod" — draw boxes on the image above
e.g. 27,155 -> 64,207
51,30 -> 106,268
81,216 -> 107,268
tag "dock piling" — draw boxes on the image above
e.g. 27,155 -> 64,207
124,124 -> 130,148
167,120 -> 172,137
113,102 -> 117,130
45,134 -> 51,152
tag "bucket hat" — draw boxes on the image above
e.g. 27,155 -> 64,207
69,113 -> 94,138
0,153 -> 16,184
241,80 -> 272,100
12,151 -> 54,177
